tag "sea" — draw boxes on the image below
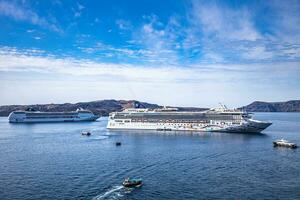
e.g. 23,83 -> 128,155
0,113 -> 299,200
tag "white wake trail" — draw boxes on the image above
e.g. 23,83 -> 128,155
92,185 -> 124,200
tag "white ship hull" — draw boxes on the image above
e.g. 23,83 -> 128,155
107,119 -> 271,133
9,117 -> 98,123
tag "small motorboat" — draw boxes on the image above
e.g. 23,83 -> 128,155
273,139 -> 297,148
116,142 -> 122,146
122,178 -> 142,187
81,131 -> 91,136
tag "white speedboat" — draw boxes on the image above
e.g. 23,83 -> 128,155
273,139 -> 297,148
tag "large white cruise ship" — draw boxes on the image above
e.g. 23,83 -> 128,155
8,108 -> 99,123
107,105 -> 272,133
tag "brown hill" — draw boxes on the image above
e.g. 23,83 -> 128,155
0,99 -> 206,116
240,100 -> 300,112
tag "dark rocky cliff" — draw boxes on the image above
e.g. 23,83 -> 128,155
240,100 -> 300,112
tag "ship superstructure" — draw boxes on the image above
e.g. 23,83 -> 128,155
8,108 -> 99,123
107,105 -> 272,133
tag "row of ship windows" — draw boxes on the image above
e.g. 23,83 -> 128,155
113,117 -> 242,121
112,122 -> 241,126
113,115 -> 243,119
112,123 -> 200,126
114,120 -> 242,123
26,116 -> 79,119
114,117 -> 241,121
25,113 -> 78,116
114,120 -> 211,123
115,120 -> 130,122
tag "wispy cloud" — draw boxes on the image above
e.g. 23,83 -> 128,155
1,46 -> 299,106
1,46 -> 299,81
135,15 -> 178,64
183,0 -> 300,63
33,36 -> 41,40
73,2 -> 85,18
0,1 -> 62,33
2,0 -> 299,66
191,1 -> 261,41
76,15 -> 183,64
86,2 -> 300,65
116,19 -> 132,30
268,0 -> 300,43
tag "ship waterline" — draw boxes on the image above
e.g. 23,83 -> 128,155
107,106 -> 272,133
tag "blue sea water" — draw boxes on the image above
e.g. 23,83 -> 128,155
0,113 -> 299,200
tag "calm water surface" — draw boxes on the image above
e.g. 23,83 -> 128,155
0,113 -> 299,200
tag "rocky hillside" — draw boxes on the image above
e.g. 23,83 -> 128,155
0,99 -> 207,116
1,99 -> 299,117
240,100 -> 300,112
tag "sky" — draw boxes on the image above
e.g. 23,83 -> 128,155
0,0 -> 299,107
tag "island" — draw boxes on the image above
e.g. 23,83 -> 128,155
0,99 -> 299,117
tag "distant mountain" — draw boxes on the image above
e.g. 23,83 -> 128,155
0,99 -> 207,117
240,100 -> 300,112
1,99 -> 299,117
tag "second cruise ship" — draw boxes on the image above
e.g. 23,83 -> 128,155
8,108 -> 99,123
107,105 -> 272,133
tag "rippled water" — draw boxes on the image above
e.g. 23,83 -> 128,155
0,113 -> 299,200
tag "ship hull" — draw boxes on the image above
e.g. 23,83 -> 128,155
9,117 -> 99,123
107,107 -> 272,134
107,119 -> 272,133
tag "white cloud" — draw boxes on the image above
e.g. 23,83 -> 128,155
242,45 -> 273,60
27,29 -> 35,33
281,47 -> 300,59
72,2 -> 300,65
77,15 -> 185,64
268,0 -> 300,43
0,46 -> 299,106
0,1 -> 62,33
192,1 -> 261,41
116,19 -> 132,30
0,46 -> 299,80
77,2 -> 85,10
202,51 -> 224,63
130,15 -> 182,65
180,1 -> 300,63
73,2 -> 85,18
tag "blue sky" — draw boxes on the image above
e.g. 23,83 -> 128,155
0,0 -> 299,107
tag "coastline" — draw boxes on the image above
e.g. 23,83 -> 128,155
0,99 -> 300,117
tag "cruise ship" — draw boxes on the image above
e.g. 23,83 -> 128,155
107,105 -> 272,133
8,108 -> 99,123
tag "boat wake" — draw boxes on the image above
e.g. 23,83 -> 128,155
92,185 -> 125,200
91,136 -> 109,140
